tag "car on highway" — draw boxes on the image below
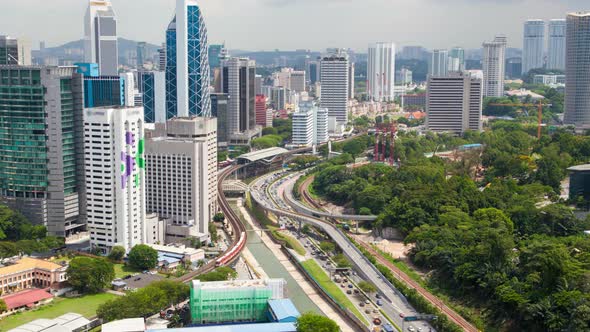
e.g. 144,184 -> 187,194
359,302 -> 365,307
407,326 -> 416,332
347,284 -> 353,289
376,293 -> 382,299
346,290 -> 352,295
376,300 -> 383,306
365,299 -> 370,304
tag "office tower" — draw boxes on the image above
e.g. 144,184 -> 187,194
348,62 -> 355,99
255,75 -> 263,95
367,42 -> 395,102
290,70 -> 306,93
270,86 -> 287,110
255,95 -> 267,126
158,43 -> 166,70
136,42 -> 147,68
208,44 -> 225,70
84,0 -> 118,75
430,49 -> 448,77
0,66 -> 86,236
301,102 -> 329,145
84,106 -> 145,252
292,107 -> 314,147
165,0 -> 211,119
565,12 -> 590,128
266,109 -> 274,128
426,72 -> 483,135
396,68 -> 413,84
522,20 -> 545,74
321,53 -> 349,124
548,19 -> 566,70
146,117 -> 217,239
141,71 -> 166,123
211,93 -> 229,144
121,72 -> 136,107
220,57 -> 256,135
309,61 -> 320,85
505,57 -> 523,79
482,36 -> 507,97
0,36 -> 31,65
82,74 -> 124,108
449,47 -> 465,72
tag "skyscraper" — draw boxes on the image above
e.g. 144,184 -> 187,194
165,0 -> 211,119
482,36 -> 507,97
426,72 -> 483,135
367,42 -> 395,102
84,0 -> 118,76
255,95 -> 267,127
292,107 -> 314,147
348,62 -> 355,99
208,44 -> 225,70
141,71 -> 166,123
548,19 -> 566,70
146,117 -> 217,240
565,12 -> 590,128
0,66 -> 86,237
211,93 -> 229,145
0,36 -> 31,65
84,106 -> 146,252
220,57 -> 256,135
320,53 -> 349,124
136,42 -> 147,68
430,49 -> 449,77
448,47 -> 465,72
522,20 -> 545,74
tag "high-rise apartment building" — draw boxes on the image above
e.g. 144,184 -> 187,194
426,72 -> 483,135
430,49 -> 448,77
482,36 -> 507,97
84,106 -> 146,252
165,0 -> 211,119
396,68 -> 413,85
0,66 -> 86,237
292,108 -> 314,147
548,19 -> 566,70
522,20 -> 545,74
565,12 -> 590,128
84,0 -> 118,76
141,71 -> 166,123
320,53 -> 349,124
220,57 -> 256,135
146,117 -> 217,240
0,36 -> 31,65
367,42 -> 395,102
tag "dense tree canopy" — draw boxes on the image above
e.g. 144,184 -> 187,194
67,256 -> 115,294
128,244 -> 158,270
108,246 -> 126,262
296,312 -> 339,332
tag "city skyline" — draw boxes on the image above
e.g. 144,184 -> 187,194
1,0 -> 588,52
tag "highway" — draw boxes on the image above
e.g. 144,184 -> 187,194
250,171 -> 432,331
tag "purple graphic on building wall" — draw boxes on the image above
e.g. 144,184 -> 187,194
120,131 -> 145,190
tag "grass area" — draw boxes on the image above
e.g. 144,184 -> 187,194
113,263 -> 142,279
0,293 -> 117,330
301,259 -> 369,326
269,227 -> 306,256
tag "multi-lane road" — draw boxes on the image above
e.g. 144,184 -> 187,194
250,171 -> 432,332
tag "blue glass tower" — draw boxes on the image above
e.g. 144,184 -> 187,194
165,0 -> 211,119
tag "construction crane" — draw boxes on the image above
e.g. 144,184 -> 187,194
488,100 -> 551,139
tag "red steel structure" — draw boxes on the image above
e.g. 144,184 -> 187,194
373,123 -> 397,166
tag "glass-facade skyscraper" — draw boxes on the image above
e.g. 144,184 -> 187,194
165,0 -> 211,119
565,12 -> 590,128
0,66 -> 86,236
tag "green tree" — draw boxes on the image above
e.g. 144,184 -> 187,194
209,223 -> 218,242
262,127 -> 278,136
198,266 -> 237,282
67,256 -> 115,294
213,212 -> 225,223
108,246 -> 126,262
128,244 -> 158,270
0,298 -> 6,313
319,241 -> 336,253
296,312 -> 339,332
0,241 -> 18,259
333,254 -> 351,268
357,281 -> 377,294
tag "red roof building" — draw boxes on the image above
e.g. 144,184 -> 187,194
1,288 -> 54,315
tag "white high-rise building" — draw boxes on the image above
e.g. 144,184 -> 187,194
84,107 -> 146,252
548,19 -> 566,70
313,107 -> 329,145
321,53 -> 350,124
430,49 -> 448,77
565,12 -> 590,128
292,108 -> 314,147
426,72 -> 483,135
367,42 -> 395,102
146,117 -> 217,240
482,36 -> 507,97
522,20 -> 545,74
348,62 -> 355,99
121,72 -> 135,107
84,0 -> 118,76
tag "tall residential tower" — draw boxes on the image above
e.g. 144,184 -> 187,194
548,19 -> 566,70
482,36 -> 507,97
321,53 -> 350,124
367,42 -> 395,102
522,20 -> 545,74
564,12 -> 590,128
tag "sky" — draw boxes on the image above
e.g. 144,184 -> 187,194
0,0 -> 588,52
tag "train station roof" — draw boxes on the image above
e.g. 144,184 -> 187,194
237,147 -> 288,163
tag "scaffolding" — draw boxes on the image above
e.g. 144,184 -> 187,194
190,279 -> 286,325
